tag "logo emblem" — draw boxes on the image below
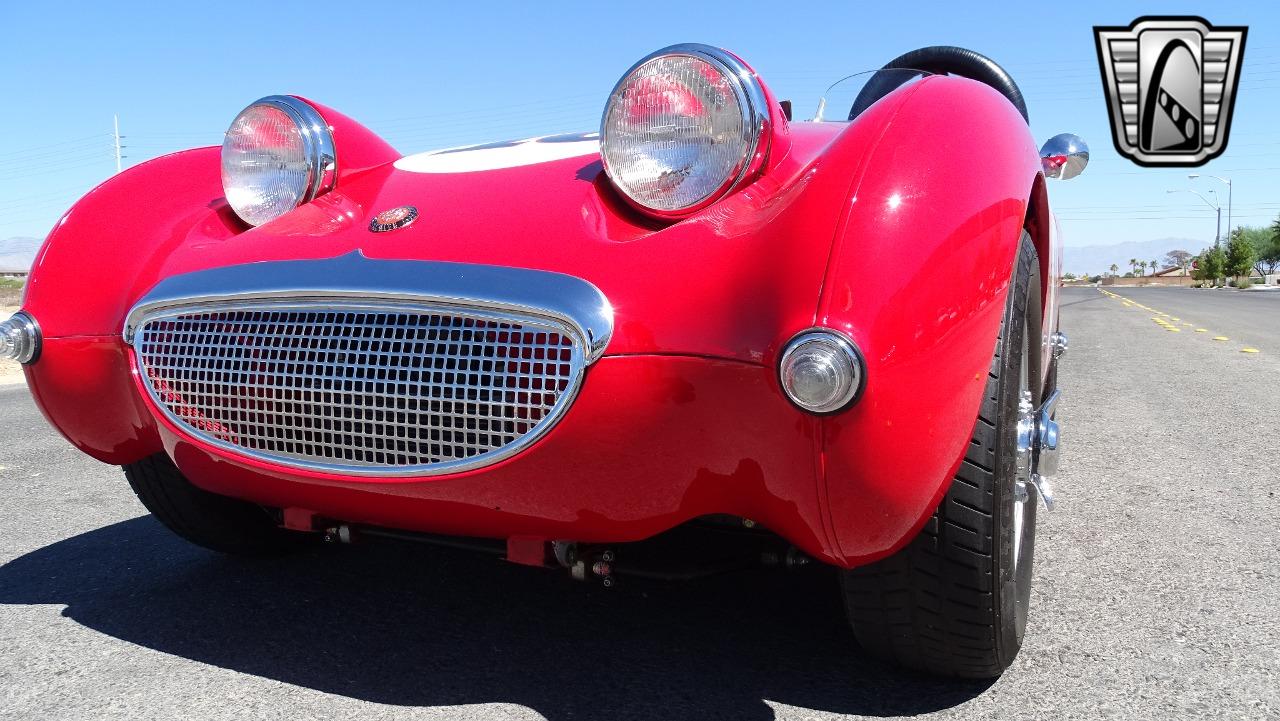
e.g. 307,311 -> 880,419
369,206 -> 418,232
1094,16 -> 1246,167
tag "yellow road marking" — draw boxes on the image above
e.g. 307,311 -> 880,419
1099,291 -> 1257,349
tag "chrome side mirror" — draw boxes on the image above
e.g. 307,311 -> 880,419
1040,133 -> 1089,180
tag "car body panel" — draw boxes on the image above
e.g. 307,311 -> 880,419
812,75 -> 1044,563
20,74 -> 1059,567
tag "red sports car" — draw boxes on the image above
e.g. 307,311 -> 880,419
3,44 -> 1086,678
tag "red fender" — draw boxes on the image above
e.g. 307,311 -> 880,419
22,99 -> 399,462
814,75 -> 1043,564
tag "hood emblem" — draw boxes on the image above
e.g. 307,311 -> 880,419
370,205 -> 418,232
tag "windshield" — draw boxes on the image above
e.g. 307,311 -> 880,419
813,68 -> 933,122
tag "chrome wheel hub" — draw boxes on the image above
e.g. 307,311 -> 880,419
1015,390 -> 1061,513
1014,384 -> 1062,573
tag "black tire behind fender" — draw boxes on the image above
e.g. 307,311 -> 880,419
848,46 -> 1030,124
840,231 -> 1042,678
123,453 -> 302,556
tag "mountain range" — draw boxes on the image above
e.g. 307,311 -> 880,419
0,236 -> 40,273
1062,237 -> 1210,277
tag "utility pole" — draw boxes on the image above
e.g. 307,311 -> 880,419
113,114 -> 123,174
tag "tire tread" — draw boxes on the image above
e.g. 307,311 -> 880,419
123,454 -> 299,556
840,233 -> 1040,678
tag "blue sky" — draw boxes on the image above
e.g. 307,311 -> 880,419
0,1 -> 1276,253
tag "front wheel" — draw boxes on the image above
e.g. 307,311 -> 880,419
123,453 -> 303,556
840,231 -> 1043,678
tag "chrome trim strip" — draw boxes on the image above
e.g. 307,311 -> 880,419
130,297 -> 588,478
123,251 -> 614,363
599,43 -> 772,219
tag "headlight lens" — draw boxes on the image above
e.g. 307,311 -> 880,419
600,44 -> 769,216
221,96 -> 336,226
779,330 -> 863,414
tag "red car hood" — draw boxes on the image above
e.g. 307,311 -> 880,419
28,116 -> 889,363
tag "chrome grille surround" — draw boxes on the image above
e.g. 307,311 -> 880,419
133,299 -> 586,476
123,253 -> 613,478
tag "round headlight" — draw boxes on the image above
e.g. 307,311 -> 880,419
221,96 -> 337,227
600,44 -> 770,217
779,330 -> 864,414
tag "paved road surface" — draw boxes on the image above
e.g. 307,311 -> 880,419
1096,286 -> 1280,354
1,287 -> 1277,720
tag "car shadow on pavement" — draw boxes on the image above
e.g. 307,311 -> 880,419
1059,293 -> 1107,309
0,517 -> 992,720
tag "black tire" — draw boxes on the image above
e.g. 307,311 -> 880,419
848,46 -> 1030,124
123,453 -> 302,556
840,231 -> 1042,678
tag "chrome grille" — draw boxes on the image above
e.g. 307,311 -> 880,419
133,301 -> 583,475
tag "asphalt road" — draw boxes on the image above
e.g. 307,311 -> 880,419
1,286 -> 1277,720
1097,286 -> 1280,354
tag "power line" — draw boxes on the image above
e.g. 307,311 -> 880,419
0,134 -> 112,160
0,137 -> 113,166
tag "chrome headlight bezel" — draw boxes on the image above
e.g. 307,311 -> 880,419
599,43 -> 771,219
221,95 -> 337,226
778,329 -> 865,415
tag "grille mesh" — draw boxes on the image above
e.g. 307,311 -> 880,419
134,304 -> 580,473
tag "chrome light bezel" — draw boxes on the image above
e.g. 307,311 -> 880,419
221,95 -> 338,226
778,329 -> 865,415
599,43 -> 772,219
0,310 -> 41,365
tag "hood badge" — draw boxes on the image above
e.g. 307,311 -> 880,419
369,206 -> 418,232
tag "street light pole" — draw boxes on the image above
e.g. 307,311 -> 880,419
1189,174 -> 1232,244
1167,188 -> 1221,247
1226,179 -> 1232,240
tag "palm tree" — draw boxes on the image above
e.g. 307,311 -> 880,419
1139,261 -> 1147,276
1150,258 -> 1159,275
1129,258 -> 1138,275
1109,263 -> 1119,277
